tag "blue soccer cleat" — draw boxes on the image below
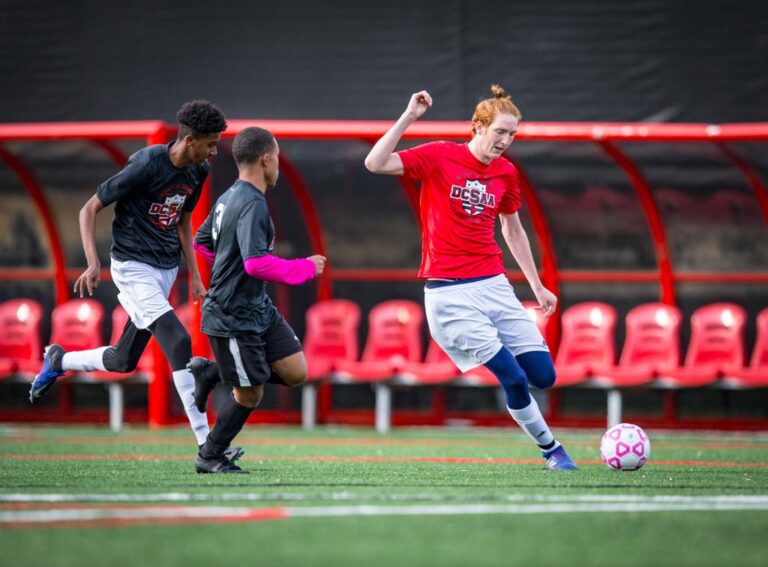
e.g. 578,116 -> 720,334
543,445 -> 578,470
29,344 -> 66,404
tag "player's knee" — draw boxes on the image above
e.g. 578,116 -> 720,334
535,365 -> 557,390
103,347 -> 139,373
516,351 -> 556,390
233,385 -> 263,409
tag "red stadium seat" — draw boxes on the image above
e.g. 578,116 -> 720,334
304,299 -> 361,380
591,303 -> 682,388
333,299 -> 424,383
332,300 -> 424,434
656,303 -> 746,388
301,299 -> 362,428
397,339 -> 459,386
554,302 -> 617,387
0,298 -> 44,378
721,307 -> 768,389
50,299 -> 105,354
301,299 -> 360,429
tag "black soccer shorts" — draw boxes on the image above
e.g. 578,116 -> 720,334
208,316 -> 303,387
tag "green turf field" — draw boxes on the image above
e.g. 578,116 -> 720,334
1,424 -> 766,567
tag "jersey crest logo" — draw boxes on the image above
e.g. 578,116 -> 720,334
148,188 -> 189,229
450,179 -> 495,216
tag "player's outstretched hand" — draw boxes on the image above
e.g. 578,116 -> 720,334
74,264 -> 101,298
308,255 -> 327,276
405,90 -> 432,120
534,286 -> 558,317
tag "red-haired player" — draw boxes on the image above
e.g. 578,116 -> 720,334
365,86 -> 576,470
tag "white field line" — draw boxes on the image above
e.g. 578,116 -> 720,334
288,501 -> 768,517
0,506 -> 259,523
2,500 -> 768,524
3,493 -> 768,505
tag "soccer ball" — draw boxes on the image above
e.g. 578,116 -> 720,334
600,423 -> 650,471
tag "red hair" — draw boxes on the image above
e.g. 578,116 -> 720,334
470,85 -> 521,136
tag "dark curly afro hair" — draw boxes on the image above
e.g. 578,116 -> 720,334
176,100 -> 227,138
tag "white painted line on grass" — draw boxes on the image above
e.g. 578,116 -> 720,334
3,493 -> 768,505
2,499 -> 768,526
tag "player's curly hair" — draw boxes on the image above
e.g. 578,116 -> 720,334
233,127 -> 276,165
470,84 -> 521,136
176,100 -> 228,139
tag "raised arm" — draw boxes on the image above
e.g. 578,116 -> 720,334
364,90 -> 433,175
499,212 -> 557,317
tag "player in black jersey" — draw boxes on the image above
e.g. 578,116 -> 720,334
30,101 -> 242,463
191,127 -> 325,473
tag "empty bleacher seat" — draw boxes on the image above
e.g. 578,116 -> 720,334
656,303 -> 746,388
721,307 -> 768,389
301,299 -> 361,429
590,302 -> 682,426
592,303 -> 682,388
554,302 -> 617,387
0,298 -> 43,379
333,299 -> 424,433
50,299 -> 104,354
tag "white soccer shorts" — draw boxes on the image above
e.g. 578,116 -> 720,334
110,257 -> 178,330
424,274 -> 549,372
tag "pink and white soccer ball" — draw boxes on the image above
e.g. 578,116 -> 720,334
600,423 -> 650,471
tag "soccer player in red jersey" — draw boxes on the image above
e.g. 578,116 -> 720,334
365,85 -> 576,470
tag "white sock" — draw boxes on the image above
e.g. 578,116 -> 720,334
507,397 -> 559,451
172,369 -> 210,445
62,347 -> 109,371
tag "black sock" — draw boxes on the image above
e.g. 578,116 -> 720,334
200,395 -> 252,459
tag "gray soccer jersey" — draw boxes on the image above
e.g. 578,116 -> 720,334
97,143 -> 207,269
196,180 -> 278,337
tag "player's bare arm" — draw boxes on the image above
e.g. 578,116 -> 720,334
176,211 -> 206,304
74,194 -> 105,298
364,90 -> 433,175
500,212 -> 558,316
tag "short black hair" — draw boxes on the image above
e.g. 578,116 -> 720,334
232,127 -> 276,165
176,100 -> 227,139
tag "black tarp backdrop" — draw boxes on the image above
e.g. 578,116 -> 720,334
1,0 -> 767,123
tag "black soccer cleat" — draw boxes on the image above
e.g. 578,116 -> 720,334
195,453 -> 249,474
187,356 -> 219,413
29,344 -> 66,404
223,446 -> 245,464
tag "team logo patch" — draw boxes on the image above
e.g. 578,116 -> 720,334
450,180 -> 495,216
148,186 -> 191,229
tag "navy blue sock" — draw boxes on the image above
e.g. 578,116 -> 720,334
484,347 -> 531,409
515,351 -> 557,390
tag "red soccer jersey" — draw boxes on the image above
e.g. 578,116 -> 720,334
398,141 -> 522,279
